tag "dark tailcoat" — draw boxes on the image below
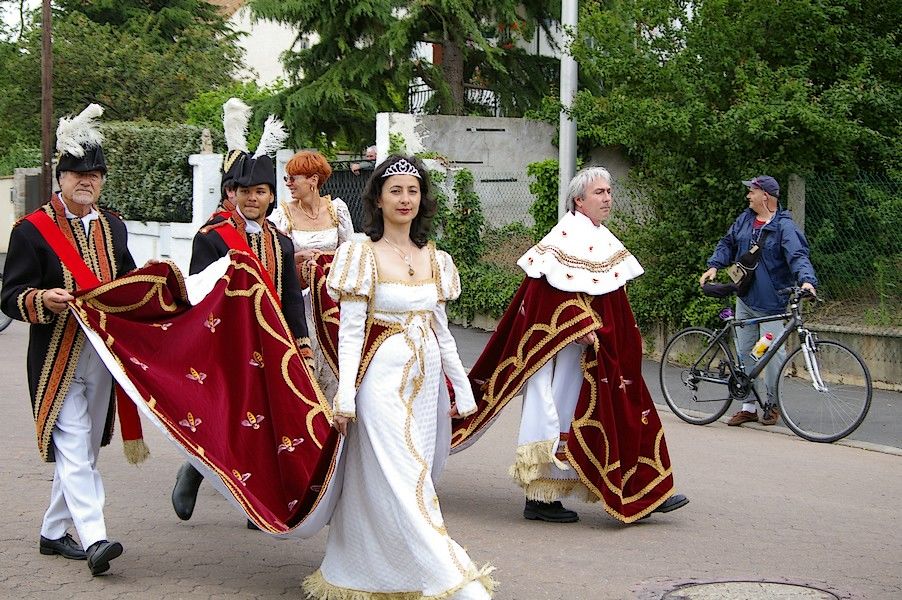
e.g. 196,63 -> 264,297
190,211 -> 309,343
0,196 -> 136,461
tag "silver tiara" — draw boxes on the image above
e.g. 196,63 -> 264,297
381,158 -> 422,179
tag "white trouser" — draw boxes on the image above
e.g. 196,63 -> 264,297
519,343 -> 584,478
40,342 -> 112,549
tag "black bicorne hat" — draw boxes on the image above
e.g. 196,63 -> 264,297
57,145 -> 108,177
221,149 -> 247,197
235,154 -> 277,216
55,104 -> 108,178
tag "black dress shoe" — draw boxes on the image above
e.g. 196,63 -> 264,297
246,519 -> 260,531
523,499 -> 579,523
639,493 -> 689,520
39,534 -> 87,560
172,462 -> 204,520
86,540 -> 123,576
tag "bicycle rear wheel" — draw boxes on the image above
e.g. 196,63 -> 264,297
777,340 -> 872,442
659,327 -> 733,425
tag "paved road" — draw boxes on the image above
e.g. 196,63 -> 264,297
1,321 -> 900,599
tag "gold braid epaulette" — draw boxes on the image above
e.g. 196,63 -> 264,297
199,219 -> 232,235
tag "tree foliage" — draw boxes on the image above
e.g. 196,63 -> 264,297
559,0 -> 901,328
0,0 -> 243,157
249,0 -> 559,148
184,81 -> 281,152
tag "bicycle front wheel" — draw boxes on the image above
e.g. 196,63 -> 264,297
660,327 -> 733,425
777,340 -> 872,442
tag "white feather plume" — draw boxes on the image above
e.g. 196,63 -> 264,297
253,115 -> 288,158
223,97 -> 251,152
55,104 -> 104,157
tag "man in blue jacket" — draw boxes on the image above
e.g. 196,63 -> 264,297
700,175 -> 818,426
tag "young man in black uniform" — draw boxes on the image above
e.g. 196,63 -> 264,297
171,132 -> 313,524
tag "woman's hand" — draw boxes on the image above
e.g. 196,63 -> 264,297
448,403 -> 461,419
576,331 -> 598,346
700,267 -> 717,286
333,414 -> 350,436
295,249 -> 319,263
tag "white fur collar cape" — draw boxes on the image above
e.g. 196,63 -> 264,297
517,210 -> 644,295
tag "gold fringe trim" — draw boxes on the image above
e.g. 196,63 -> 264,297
524,478 -> 596,504
302,565 -> 497,600
508,440 -> 555,488
122,439 -> 150,464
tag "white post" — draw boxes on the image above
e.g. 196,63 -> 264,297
376,113 -> 390,164
276,148 -> 294,205
558,0 -> 578,218
188,153 -> 223,229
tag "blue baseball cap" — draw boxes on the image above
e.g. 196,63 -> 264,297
742,175 -> 780,197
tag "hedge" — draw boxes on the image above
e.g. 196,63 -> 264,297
100,122 -> 204,223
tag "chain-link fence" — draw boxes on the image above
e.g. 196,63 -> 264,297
320,161 -> 373,231
804,173 -> 901,328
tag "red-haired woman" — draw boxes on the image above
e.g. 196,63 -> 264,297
269,150 -> 353,399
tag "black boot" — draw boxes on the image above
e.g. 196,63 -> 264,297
523,499 -> 579,523
172,462 -> 204,520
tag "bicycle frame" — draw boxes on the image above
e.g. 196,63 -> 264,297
691,295 -> 821,402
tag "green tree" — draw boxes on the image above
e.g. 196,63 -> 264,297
249,0 -> 559,147
0,1 -> 243,156
183,81 -> 280,151
559,0 -> 901,328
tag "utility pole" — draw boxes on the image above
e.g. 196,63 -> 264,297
557,0 -> 578,218
41,0 -> 53,201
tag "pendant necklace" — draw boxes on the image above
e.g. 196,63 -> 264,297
383,238 -> 415,276
298,198 -> 321,221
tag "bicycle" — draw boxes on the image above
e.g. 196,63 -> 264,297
658,287 -> 872,443
0,272 -> 11,333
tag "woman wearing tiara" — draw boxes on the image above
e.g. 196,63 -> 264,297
269,150 -> 353,399
303,155 -> 494,599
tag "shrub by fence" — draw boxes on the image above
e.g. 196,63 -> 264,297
101,122 -> 202,223
805,173 -> 901,327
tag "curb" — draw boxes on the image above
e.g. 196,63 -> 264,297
655,402 -> 902,456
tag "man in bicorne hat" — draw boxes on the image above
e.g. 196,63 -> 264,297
171,117 -> 313,524
0,104 -> 141,575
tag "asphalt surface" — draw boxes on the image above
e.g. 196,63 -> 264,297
1,320 -> 900,599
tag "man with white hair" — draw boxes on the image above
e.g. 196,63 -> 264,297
0,105 -> 139,575
453,166 -> 688,524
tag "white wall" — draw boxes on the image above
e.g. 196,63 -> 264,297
124,221 -> 196,273
0,177 -> 14,253
230,6 -> 318,85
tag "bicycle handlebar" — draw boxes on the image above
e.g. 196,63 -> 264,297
778,286 -> 821,304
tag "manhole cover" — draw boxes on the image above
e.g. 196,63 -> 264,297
662,582 -> 839,599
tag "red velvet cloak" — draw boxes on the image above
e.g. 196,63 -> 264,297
452,276 -> 676,523
70,253 -> 340,534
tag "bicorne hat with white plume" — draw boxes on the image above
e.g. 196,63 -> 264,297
55,103 -> 107,178
235,115 -> 288,216
221,97 -> 251,195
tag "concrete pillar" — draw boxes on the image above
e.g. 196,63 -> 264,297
276,148 -> 295,205
376,113 -> 390,164
557,0 -> 578,218
188,153 -> 223,229
787,173 -> 806,232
